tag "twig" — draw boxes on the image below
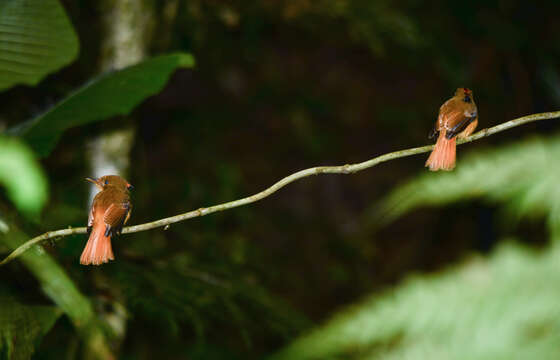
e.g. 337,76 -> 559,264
2,111 -> 559,266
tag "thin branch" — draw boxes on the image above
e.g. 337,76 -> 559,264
2,111 -> 559,266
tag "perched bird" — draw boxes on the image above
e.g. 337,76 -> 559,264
81,175 -> 133,265
425,88 -> 478,171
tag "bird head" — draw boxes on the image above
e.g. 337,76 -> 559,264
455,87 -> 473,102
455,87 -> 472,96
86,175 -> 133,191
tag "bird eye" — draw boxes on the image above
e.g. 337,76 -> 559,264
104,179 -> 108,185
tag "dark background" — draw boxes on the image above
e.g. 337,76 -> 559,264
2,1 -> 560,358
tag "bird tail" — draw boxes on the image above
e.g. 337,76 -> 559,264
80,225 -> 114,265
425,131 -> 456,171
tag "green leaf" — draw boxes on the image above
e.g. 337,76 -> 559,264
374,136 -> 560,235
13,52 -> 195,156
0,0 -> 79,91
270,243 -> 560,360
0,135 -> 48,218
0,294 -> 61,360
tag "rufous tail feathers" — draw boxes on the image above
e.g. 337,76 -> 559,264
80,225 -> 114,265
425,131 -> 456,171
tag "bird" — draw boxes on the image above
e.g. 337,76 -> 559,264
80,175 -> 133,265
425,87 -> 478,171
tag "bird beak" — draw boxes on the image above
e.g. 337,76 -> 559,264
85,177 -> 103,190
127,184 -> 134,190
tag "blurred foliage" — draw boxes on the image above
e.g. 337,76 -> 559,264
111,260 -> 309,351
13,53 -> 195,156
0,0 -> 78,90
1,0 -> 560,359
376,135 -> 560,237
1,1 -> 196,358
0,136 -> 47,218
0,223 -> 112,359
270,242 -> 560,360
0,293 -> 61,360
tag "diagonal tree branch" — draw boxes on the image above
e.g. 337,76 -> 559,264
1,111 -> 559,266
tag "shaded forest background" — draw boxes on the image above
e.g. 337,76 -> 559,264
1,0 -> 560,359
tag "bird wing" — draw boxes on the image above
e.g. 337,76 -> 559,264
439,104 -> 464,129
438,99 -> 476,138
445,116 -> 477,139
435,99 -> 460,134
103,202 -> 131,228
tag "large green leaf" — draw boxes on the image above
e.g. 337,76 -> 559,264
0,135 -> 48,218
13,52 -> 195,156
270,243 -> 560,360
0,0 -> 79,91
0,294 -> 61,360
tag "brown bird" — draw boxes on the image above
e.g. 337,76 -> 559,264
425,87 -> 478,171
81,175 -> 133,265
